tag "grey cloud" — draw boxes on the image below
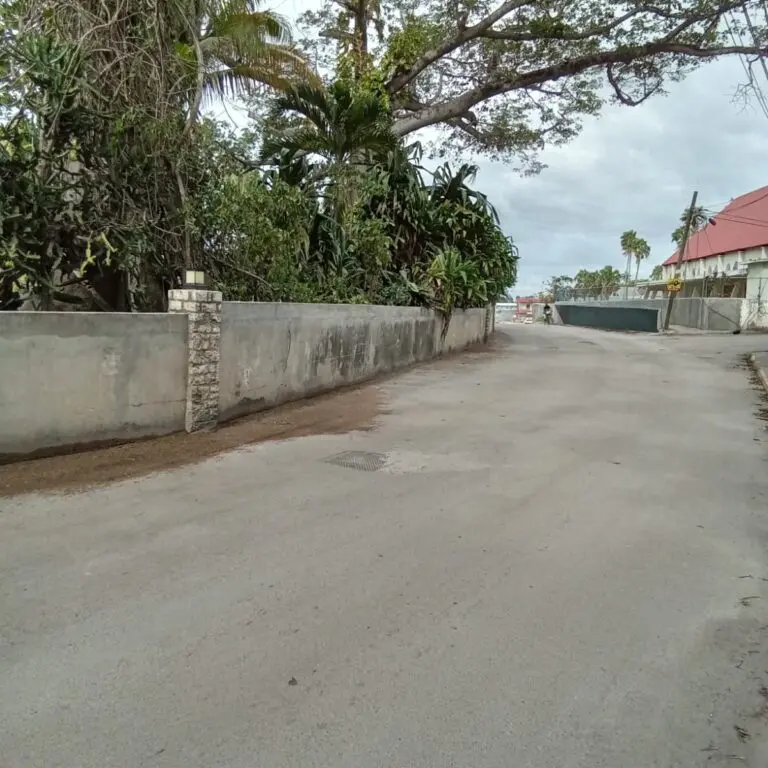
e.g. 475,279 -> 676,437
470,58 -> 768,296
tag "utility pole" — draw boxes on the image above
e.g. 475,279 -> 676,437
663,190 -> 698,331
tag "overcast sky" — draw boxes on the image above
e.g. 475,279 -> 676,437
480,59 -> 768,297
221,0 -> 768,298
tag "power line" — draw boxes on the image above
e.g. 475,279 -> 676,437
721,186 -> 768,211
724,9 -> 768,119
741,0 -> 768,85
697,208 -> 768,225
713,213 -> 768,229
698,189 -> 768,219
702,225 -> 718,257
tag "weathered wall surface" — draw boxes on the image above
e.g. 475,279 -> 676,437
742,262 -> 768,329
558,298 -> 744,331
1,302 -> 489,458
556,303 -> 660,333
0,312 -> 187,458
219,303 -> 486,420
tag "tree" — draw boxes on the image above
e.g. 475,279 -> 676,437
635,239 -> 651,283
179,0 -> 319,101
1,0 -> 316,309
1,0 -> 519,314
299,1 -> 768,168
545,275 -> 573,302
671,205 -> 708,248
260,81 -> 396,167
620,230 -> 651,285
574,269 -> 597,300
620,230 -> 639,288
259,80 -> 398,216
650,264 -> 664,281
597,265 -> 622,298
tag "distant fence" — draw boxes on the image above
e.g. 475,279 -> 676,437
556,298 -> 744,332
556,303 -> 660,333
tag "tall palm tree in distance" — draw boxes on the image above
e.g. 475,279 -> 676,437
620,230 -> 650,296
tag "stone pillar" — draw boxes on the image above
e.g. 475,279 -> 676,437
168,288 -> 222,432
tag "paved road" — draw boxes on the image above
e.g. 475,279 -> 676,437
3,325 -> 768,767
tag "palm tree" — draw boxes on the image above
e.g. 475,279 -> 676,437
574,269 -> 596,300
259,81 -> 397,212
259,81 -> 396,167
620,230 -> 639,291
173,0 -> 318,270
671,205 -> 708,248
620,230 -> 650,294
175,0 -> 319,107
633,237 -> 651,283
598,265 -> 622,299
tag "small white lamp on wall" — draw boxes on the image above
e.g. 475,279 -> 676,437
184,270 -> 207,287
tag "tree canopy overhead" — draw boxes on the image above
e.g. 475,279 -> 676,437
299,0 -> 768,169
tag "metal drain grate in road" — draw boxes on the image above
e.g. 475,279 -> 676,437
324,450 -> 388,472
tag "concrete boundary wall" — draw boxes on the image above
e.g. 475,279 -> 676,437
0,300 -> 489,458
557,298 -> 743,331
218,302 -> 487,421
0,312 -> 188,458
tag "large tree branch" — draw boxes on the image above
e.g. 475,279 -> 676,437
384,0 -> 533,95
480,2 -> 743,43
481,6 -> 661,43
393,39 -> 768,136
385,0 -> 745,97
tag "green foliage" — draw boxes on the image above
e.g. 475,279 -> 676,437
545,275 -> 573,302
191,170 -> 315,301
192,0 -> 319,99
650,264 -> 664,281
260,81 -> 395,167
671,205 -> 708,248
382,16 -> 441,76
572,266 -> 623,299
1,1 -> 518,314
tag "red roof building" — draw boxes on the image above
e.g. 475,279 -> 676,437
648,185 -> 768,327
663,186 -> 768,267
515,296 -> 538,317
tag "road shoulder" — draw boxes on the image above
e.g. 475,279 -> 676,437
749,352 -> 768,395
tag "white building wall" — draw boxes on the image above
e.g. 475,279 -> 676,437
742,261 -> 768,329
662,247 -> 760,282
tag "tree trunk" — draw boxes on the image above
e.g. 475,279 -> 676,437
353,0 -> 369,79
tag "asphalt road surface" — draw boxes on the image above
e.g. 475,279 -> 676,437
3,324 -> 768,768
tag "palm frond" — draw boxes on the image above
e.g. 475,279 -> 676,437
259,126 -> 328,164
272,82 -> 334,133
209,10 -> 293,46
